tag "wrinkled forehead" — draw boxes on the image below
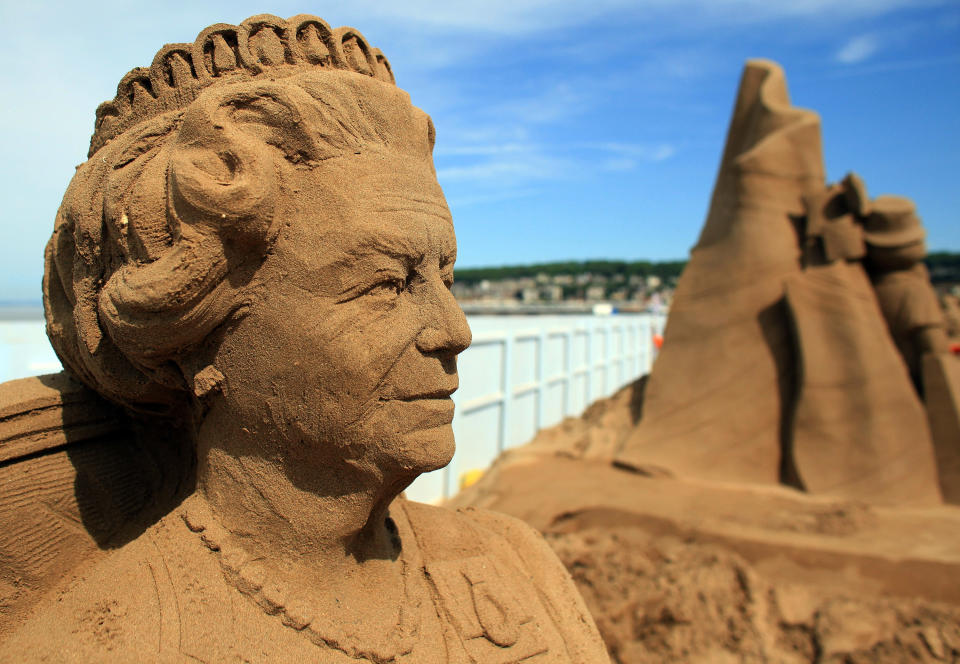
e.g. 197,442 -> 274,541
343,157 -> 454,254
281,152 -> 456,270
353,163 -> 451,221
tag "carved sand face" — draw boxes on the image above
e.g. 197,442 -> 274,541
208,154 -> 471,484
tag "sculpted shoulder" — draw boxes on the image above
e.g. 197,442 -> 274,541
400,499 -> 610,663
403,499 -> 558,561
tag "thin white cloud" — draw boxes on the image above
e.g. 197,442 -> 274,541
650,145 -> 676,161
585,142 -> 677,162
435,140 -> 676,185
701,0 -> 943,22
436,143 -> 530,157
835,34 -> 881,64
602,157 -> 637,172
344,0 -> 945,35
436,124 -> 531,146
437,153 -> 574,181
490,83 -> 587,125
446,187 -> 543,208
824,53 -> 960,77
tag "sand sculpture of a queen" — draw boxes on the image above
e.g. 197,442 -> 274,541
0,15 -> 607,662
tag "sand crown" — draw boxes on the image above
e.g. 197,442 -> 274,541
89,14 -> 396,157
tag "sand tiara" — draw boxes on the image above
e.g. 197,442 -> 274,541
89,13 -> 396,157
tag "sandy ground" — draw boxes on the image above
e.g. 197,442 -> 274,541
449,378 -> 960,663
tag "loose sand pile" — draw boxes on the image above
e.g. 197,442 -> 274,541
552,529 -> 960,663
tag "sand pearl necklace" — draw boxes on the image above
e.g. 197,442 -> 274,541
181,499 -> 421,663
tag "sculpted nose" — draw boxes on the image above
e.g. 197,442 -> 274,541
416,282 -> 472,355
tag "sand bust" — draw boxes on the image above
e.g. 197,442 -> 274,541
0,15 -> 607,663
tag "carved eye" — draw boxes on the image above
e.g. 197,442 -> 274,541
366,277 -> 405,298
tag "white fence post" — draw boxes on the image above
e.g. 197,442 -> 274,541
536,331 -> 546,432
564,330 -> 573,418
499,335 -> 513,453
585,326 -> 593,407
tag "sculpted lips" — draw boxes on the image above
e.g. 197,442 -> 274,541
382,389 -> 455,402
378,383 -> 457,430
379,381 -> 458,402
380,388 -> 456,401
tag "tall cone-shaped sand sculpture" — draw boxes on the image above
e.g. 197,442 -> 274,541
615,60 -> 816,484
615,59 -> 943,506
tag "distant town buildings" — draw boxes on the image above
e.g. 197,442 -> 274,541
451,261 -> 679,312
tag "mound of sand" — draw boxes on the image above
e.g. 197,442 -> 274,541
552,528 -> 960,663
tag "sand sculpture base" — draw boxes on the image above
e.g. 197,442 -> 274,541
453,457 -> 960,603
925,353 -> 960,503
450,385 -> 960,663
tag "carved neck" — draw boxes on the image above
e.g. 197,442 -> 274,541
178,490 -> 421,663
193,402 -> 406,568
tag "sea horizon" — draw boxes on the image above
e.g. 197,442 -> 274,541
0,302 -> 44,321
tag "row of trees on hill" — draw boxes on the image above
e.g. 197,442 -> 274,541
453,259 -> 688,284
927,252 -> 960,283
453,252 -> 960,285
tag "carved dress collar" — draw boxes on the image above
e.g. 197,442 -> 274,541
167,496 -> 558,663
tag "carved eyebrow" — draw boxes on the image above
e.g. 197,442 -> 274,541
375,193 -> 452,223
377,192 -> 447,207
440,249 -> 457,268
341,232 -> 422,263
376,207 -> 452,225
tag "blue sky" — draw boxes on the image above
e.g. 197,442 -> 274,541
1,0 -> 958,301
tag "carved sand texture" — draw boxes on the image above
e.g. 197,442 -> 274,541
551,526 -> 960,664
1,14 -> 608,662
0,373 -> 189,638
0,373 -> 124,465
614,59 -> 954,507
784,262 -> 941,504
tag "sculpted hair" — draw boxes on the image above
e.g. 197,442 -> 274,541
44,18 -> 435,411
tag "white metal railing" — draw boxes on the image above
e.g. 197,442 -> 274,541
406,313 -> 664,503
